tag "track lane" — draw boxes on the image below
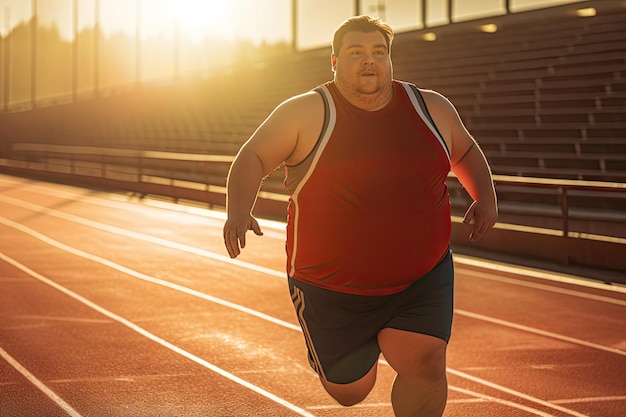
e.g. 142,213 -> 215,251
0,251 -> 317,417
0,216 -> 576,410
0,215 -> 396,416
1,174 -> 625,416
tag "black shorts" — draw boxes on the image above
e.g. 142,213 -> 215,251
288,250 -> 454,384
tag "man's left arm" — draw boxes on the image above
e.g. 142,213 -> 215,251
423,89 -> 498,242
451,141 -> 498,242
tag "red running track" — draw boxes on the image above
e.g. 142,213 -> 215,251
0,173 -> 624,417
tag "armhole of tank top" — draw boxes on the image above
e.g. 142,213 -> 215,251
285,86 -> 331,169
400,81 -> 451,162
284,85 -> 337,197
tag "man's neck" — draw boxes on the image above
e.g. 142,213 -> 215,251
335,81 -> 394,111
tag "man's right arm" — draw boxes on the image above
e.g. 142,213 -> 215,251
223,92 -> 320,258
223,148 -> 266,258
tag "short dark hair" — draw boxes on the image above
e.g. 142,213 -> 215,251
332,15 -> 394,56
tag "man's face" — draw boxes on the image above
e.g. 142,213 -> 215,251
332,30 -> 393,100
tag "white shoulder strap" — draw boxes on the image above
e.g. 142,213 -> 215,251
399,81 -> 450,161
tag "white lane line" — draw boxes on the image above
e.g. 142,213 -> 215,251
0,180 -> 287,239
14,315 -> 112,324
455,309 -> 626,357
0,346 -> 83,417
308,394 -> 552,416
551,396 -> 626,405
449,386 -> 557,416
0,194 -> 285,279
0,251 -> 315,417
447,369 -> 590,417
0,216 -> 299,332
307,402 -> 391,410
0,217 -> 598,417
457,269 -> 626,306
453,251 -> 626,295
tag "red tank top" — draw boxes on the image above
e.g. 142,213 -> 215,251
284,80 -> 451,295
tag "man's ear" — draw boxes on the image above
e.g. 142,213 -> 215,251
331,54 -> 337,72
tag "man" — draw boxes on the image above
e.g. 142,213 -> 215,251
223,15 -> 497,417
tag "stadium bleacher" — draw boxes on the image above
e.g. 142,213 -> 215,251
393,2 -> 626,181
3,1 -> 624,178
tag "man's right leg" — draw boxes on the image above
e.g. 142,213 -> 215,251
289,278 -> 383,406
319,361 -> 378,406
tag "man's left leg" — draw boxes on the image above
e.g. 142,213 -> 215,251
378,328 -> 448,417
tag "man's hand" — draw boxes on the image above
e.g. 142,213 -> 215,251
223,214 -> 264,258
462,200 -> 498,242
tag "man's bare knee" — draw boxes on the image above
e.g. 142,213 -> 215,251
320,364 -> 378,406
323,385 -> 368,407
403,345 -> 446,381
379,329 -> 448,381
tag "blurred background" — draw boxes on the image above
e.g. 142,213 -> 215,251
0,0 -> 591,108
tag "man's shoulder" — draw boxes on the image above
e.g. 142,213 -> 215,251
391,80 -> 451,112
392,80 -> 441,102
410,87 -> 454,113
277,89 -> 325,115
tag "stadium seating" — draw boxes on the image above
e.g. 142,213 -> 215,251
68,3 -> 626,183
391,4 -> 626,181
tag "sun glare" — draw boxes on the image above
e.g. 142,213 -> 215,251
176,0 -> 236,42
142,0 -> 237,42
